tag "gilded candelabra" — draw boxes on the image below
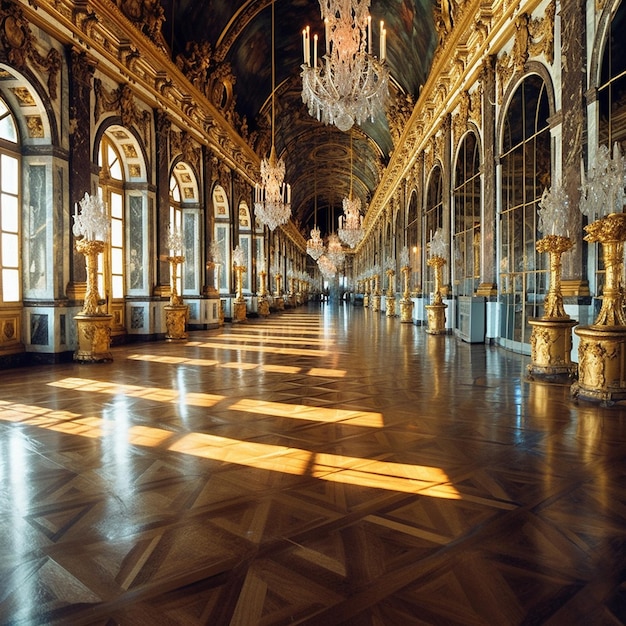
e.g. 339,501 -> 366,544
258,268 -> 270,317
363,277 -> 370,308
400,264 -> 414,323
372,272 -> 381,312
164,253 -> 188,340
527,235 -> 577,382
385,268 -> 396,317
72,193 -> 112,362
233,245 -> 247,322
274,272 -> 284,310
425,255 -> 447,334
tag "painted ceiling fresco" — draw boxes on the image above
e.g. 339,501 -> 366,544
163,0 -> 438,237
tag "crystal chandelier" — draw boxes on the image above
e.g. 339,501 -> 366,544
338,132 -> 364,247
307,225 -> 325,259
338,195 -> 364,247
327,232 -> 345,266
301,0 -> 389,132
318,253 -> 337,278
254,0 -> 291,231
306,157 -> 325,259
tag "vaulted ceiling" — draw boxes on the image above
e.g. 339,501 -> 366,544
162,0 -> 437,239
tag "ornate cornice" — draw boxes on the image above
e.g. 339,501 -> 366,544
358,0 -> 551,249
22,0 -> 259,187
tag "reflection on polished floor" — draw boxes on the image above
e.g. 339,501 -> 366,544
1,304 -> 626,625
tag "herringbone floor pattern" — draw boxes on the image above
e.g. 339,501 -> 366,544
1,304 -> 626,625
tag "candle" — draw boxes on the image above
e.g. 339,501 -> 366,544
380,21 -> 384,58
382,26 -> 386,60
302,29 -> 307,64
367,16 -> 371,53
313,34 -> 318,68
325,18 -> 330,54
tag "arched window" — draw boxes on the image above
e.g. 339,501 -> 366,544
213,185 -> 230,293
425,165 -> 443,296
595,2 -> 626,297
598,2 -> 626,147
169,174 -> 183,297
406,191 -> 419,290
453,132 -> 481,296
98,135 -> 125,311
238,200 -> 252,293
0,98 -> 19,305
499,75 -> 551,348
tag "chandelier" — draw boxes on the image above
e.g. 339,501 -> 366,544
327,232 -> 345,266
301,0 -> 389,132
254,0 -> 291,231
306,153 -> 325,259
338,195 -> 364,248
307,225 -> 325,259
338,131 -> 365,247
318,253 -> 337,278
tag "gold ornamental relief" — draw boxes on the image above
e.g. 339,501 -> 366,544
496,1 -> 555,104
0,2 -> 60,99
579,342 -> 618,389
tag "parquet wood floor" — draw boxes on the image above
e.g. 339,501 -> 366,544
1,304 -> 626,625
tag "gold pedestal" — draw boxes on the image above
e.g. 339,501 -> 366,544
385,295 -> 396,317
426,255 -> 447,334
372,294 -> 381,312
233,300 -> 247,322
573,325 -> 626,404
527,235 -> 577,382
74,313 -> 113,362
400,298 -> 413,323
258,297 -> 270,317
528,318 -> 578,382
363,293 -> 370,308
572,213 -> 626,405
425,303 -> 447,334
165,304 -> 188,340
275,296 -> 284,311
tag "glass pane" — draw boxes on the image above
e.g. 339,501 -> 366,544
0,112 -> 17,143
171,178 -> 181,202
108,145 -> 122,180
112,275 -> 124,299
1,154 -> 18,194
1,193 -> 18,232
110,193 -> 123,218
111,219 -> 123,247
111,247 -> 123,274
2,268 -> 19,301
2,232 -> 18,266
